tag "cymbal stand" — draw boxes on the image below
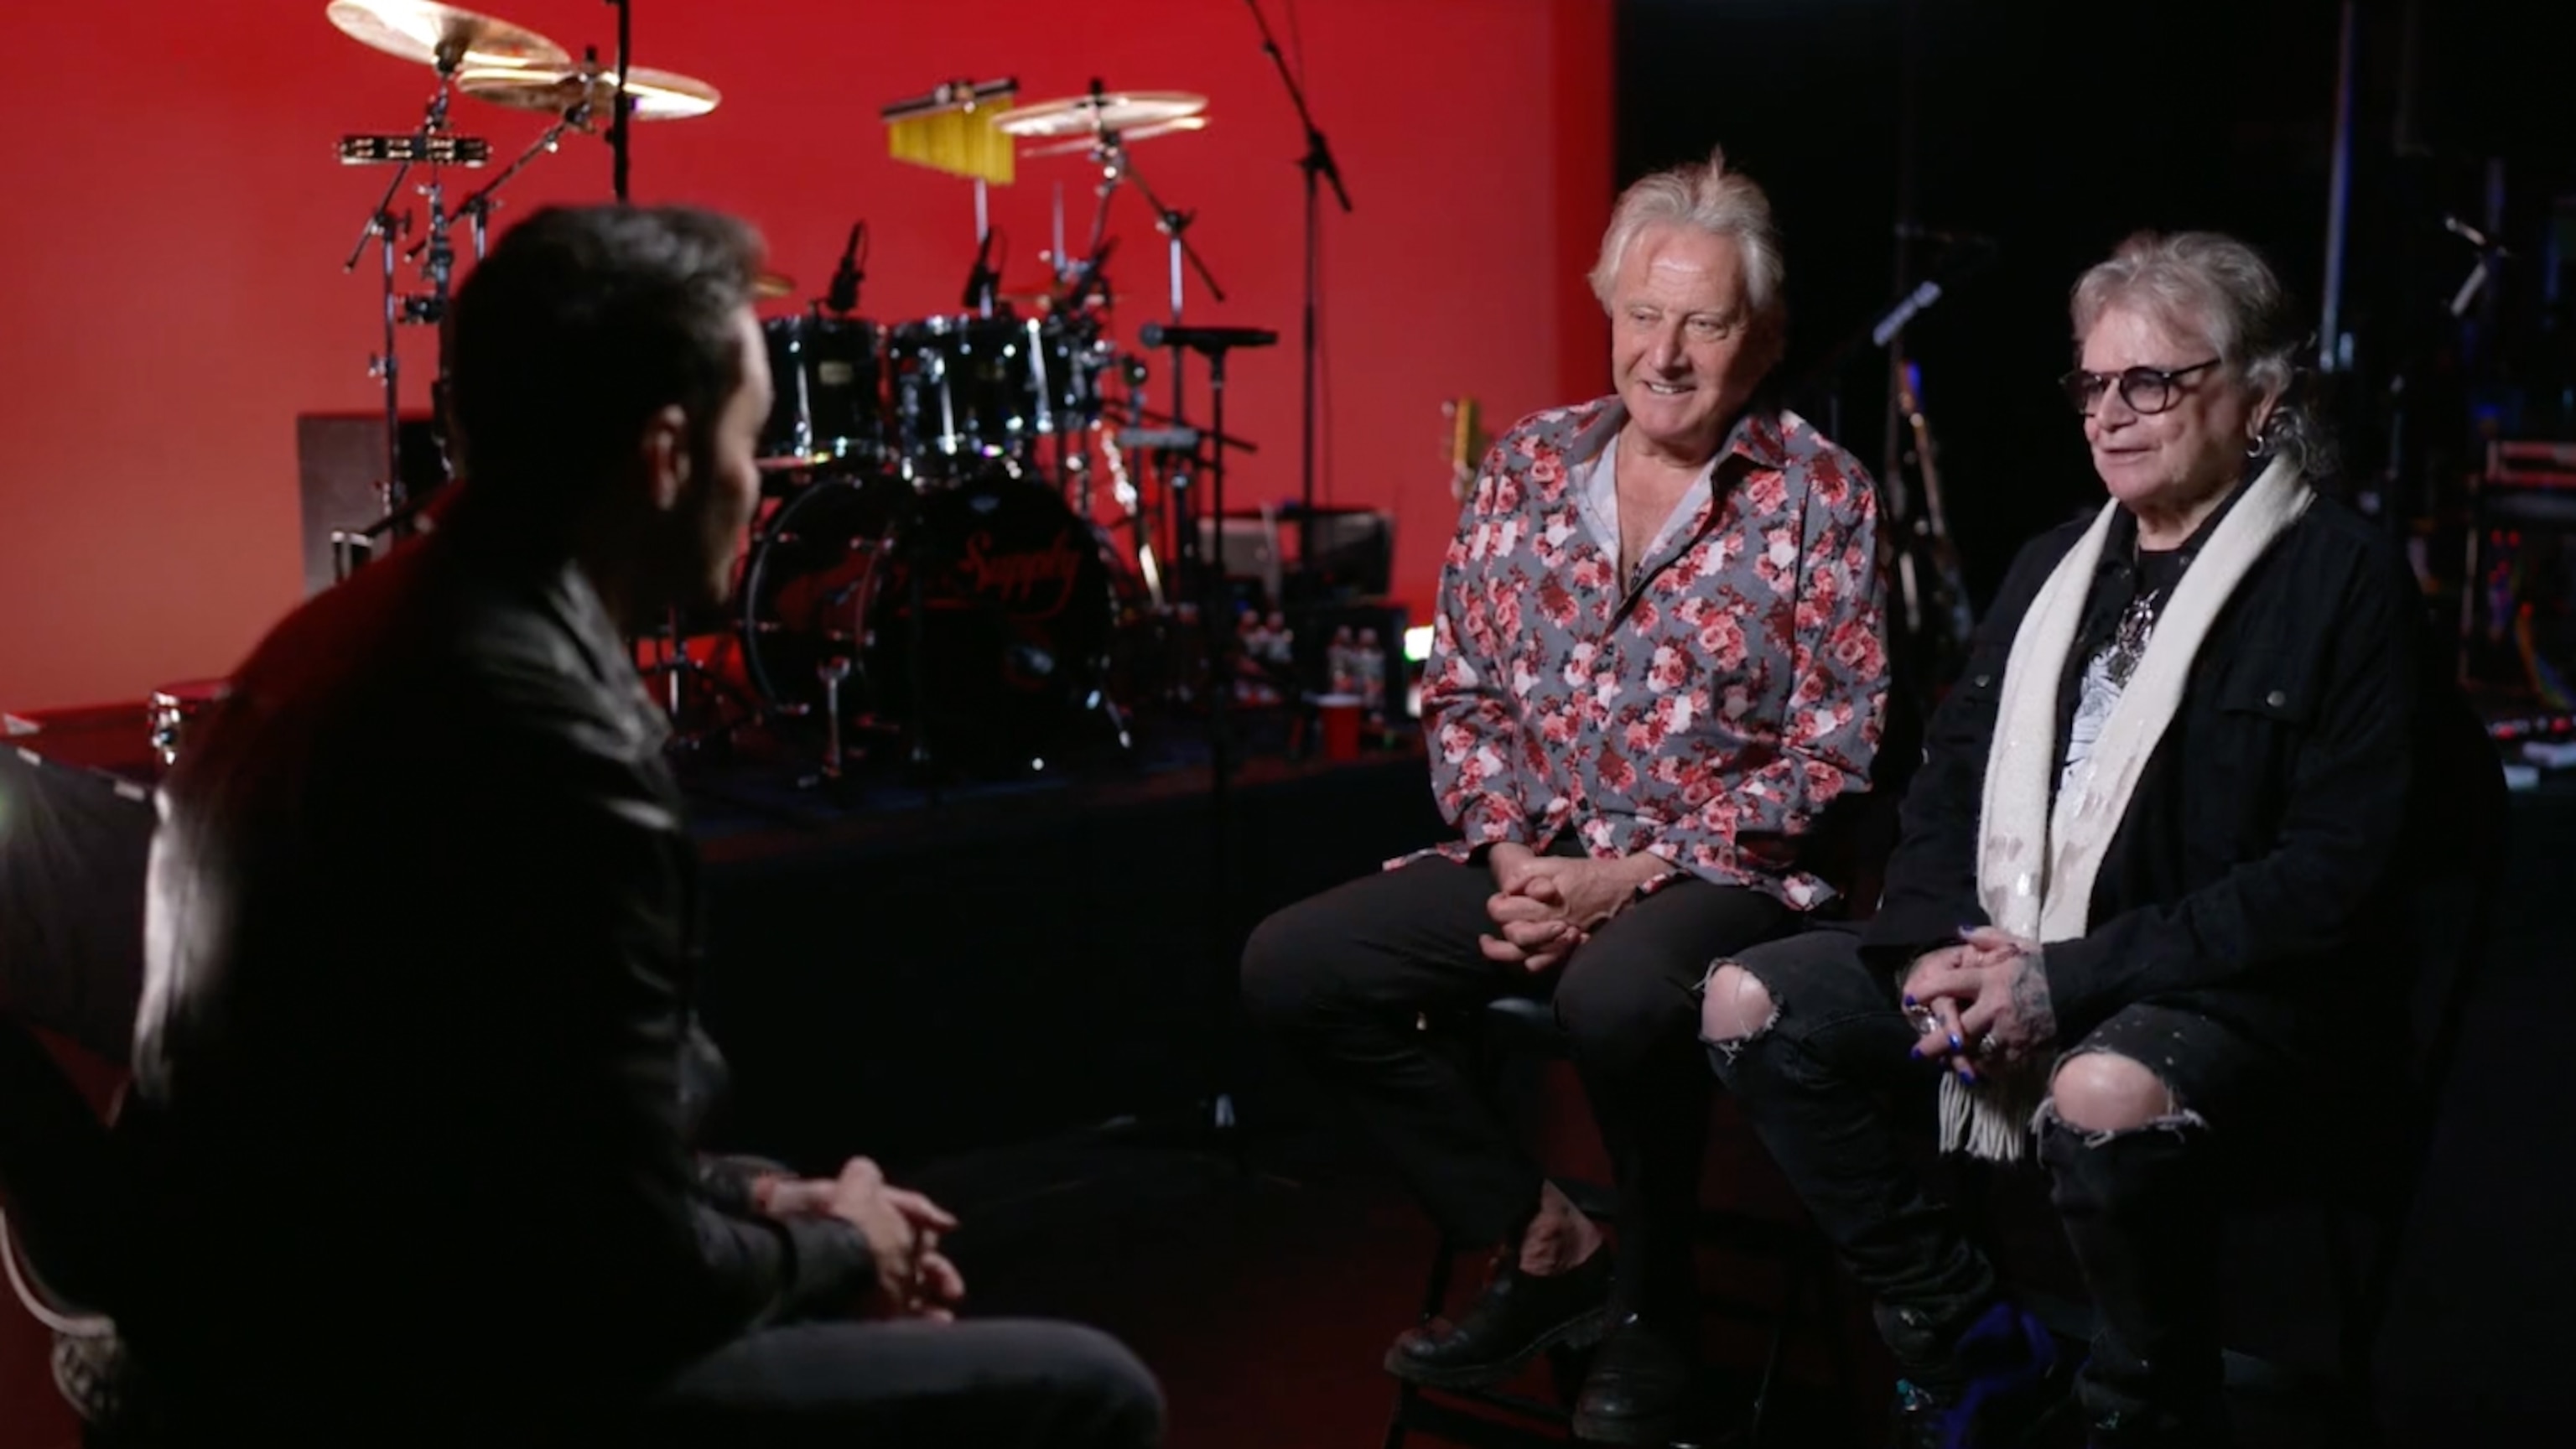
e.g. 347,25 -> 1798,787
1080,97 -> 1224,618
335,56 -> 480,579
418,74 -> 600,263
605,0 -> 634,202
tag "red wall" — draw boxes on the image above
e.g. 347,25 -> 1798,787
0,0 -> 1612,713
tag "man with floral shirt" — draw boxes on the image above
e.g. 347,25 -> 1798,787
1242,147 -> 1888,1444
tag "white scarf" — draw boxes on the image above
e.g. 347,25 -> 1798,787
1945,456 -> 2314,1160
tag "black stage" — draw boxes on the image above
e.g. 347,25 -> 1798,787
4,702 -> 2572,1446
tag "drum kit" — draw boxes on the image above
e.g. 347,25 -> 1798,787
319,0 -> 1273,785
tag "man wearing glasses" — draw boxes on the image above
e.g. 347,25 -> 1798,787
1693,231 -> 2500,1447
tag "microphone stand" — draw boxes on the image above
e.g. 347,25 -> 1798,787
1161,330 -> 1263,1145
1244,0 -> 1351,584
605,0 -> 633,202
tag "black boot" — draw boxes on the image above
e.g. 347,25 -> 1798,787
1878,1298 -> 2075,1448
1571,1314 -> 1696,1445
1385,1246 -> 1615,1389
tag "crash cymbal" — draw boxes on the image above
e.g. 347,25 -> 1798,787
325,0 -> 569,73
1021,116 -> 1208,159
457,64 -> 721,122
992,91 -> 1207,142
753,270 -> 795,300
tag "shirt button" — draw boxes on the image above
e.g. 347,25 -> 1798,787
1973,673 -> 1992,688
2265,689 -> 2288,709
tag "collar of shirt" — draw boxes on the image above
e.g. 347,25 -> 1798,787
1566,400 -> 1793,574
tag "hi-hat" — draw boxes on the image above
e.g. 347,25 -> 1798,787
1021,116 -> 1208,159
458,64 -> 721,122
325,0 -> 569,73
992,91 -> 1208,142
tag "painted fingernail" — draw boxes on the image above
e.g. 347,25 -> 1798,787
1949,1033 -> 1962,1052
1908,1045 -> 1922,1060
1901,993 -> 1916,1007
1957,1066 -> 1975,1083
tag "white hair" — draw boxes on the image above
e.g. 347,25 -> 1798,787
1587,144 -> 1785,325
2072,230 -> 2332,474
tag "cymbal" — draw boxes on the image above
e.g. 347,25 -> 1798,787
992,91 -> 1207,142
325,0 -> 569,73
1021,116 -> 1208,159
457,64 -> 721,122
753,270 -> 795,300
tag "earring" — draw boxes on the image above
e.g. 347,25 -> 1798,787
2245,435 -> 2266,458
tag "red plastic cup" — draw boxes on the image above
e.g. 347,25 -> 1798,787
1317,693 -> 1363,762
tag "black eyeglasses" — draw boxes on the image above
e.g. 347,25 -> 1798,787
2058,359 -> 2221,416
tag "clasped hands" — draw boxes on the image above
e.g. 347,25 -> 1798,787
751,1157 -> 966,1321
1478,842 -> 1667,974
1898,926 -> 2059,1082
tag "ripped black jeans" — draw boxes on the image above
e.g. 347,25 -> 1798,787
1702,922 -> 2304,1436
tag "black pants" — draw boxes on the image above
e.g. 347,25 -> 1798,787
1706,923 -> 2309,1436
636,1317 -> 1165,1448
132,1317 -> 1161,1449
1241,856 -> 1789,1331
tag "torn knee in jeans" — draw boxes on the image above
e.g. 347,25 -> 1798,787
1697,960 -> 1780,1062
2037,1049 -> 2207,1145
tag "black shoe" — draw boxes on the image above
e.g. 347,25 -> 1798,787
1570,1316 -> 1696,1445
1384,1247 -> 1615,1389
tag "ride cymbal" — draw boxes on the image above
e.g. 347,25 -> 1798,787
992,91 -> 1207,141
1021,116 -> 1208,158
457,64 -> 721,122
325,0 -> 569,72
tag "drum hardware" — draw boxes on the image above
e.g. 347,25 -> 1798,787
1004,80 -> 1223,427
1004,80 -> 1225,668
325,1 -> 719,585
1137,323 -> 1278,824
637,606 -> 754,755
332,12 -> 492,562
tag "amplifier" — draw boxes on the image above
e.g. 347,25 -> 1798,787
294,413 -> 449,596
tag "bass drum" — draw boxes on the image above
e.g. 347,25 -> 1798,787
740,470 -> 1124,776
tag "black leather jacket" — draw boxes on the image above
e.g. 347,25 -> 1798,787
115,495 -> 873,1426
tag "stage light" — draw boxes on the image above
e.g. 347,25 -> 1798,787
1403,626 -> 1433,663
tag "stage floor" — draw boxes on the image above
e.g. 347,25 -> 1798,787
4,702 -> 2573,1448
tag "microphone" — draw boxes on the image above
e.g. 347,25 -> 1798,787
961,226 -> 998,311
1057,237 -> 1119,312
825,221 -> 865,316
1139,322 -> 1280,354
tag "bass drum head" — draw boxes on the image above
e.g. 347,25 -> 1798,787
739,471 -> 911,734
740,468 -> 1119,776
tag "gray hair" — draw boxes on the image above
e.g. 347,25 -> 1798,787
2070,230 -> 2333,475
1588,145 -> 1785,328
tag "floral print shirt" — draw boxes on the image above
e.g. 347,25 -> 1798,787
1403,397 -> 1889,911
